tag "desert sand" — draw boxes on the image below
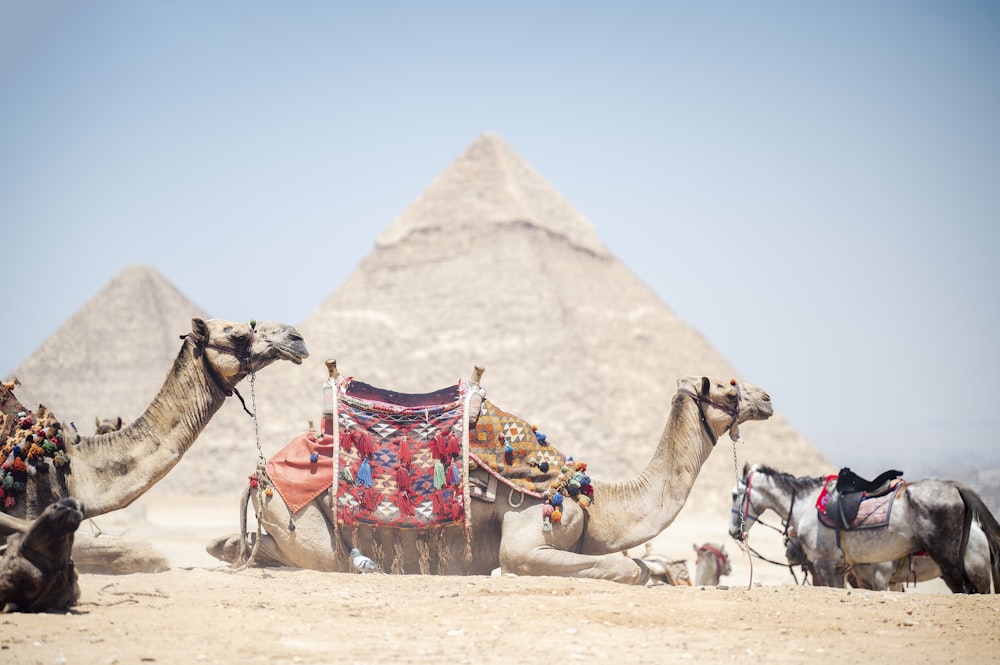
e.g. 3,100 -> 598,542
3,493 -> 999,665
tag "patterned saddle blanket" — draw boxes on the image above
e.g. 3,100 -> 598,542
265,378 -> 594,526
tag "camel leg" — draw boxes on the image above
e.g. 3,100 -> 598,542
205,532 -> 287,567
498,506 -> 649,584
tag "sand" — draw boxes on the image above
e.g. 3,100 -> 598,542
3,493 -> 999,664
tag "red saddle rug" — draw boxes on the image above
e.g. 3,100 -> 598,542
265,377 -> 595,530
267,379 -> 470,528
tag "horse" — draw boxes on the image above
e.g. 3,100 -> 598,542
729,463 -> 1000,593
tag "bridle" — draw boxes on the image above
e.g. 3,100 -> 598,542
679,379 -> 741,446
180,322 -> 257,417
733,470 -> 808,583
182,324 -> 255,370
697,543 -> 731,574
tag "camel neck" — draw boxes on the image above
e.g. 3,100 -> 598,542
580,395 -> 716,553
65,342 -> 231,516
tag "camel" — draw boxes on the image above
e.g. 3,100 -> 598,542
694,542 -> 731,586
0,497 -> 84,612
208,370 -> 773,584
94,417 -> 124,435
627,542 -> 692,586
1,318 -> 308,539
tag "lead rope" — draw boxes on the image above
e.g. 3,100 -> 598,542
732,441 -> 753,590
231,322 -> 266,573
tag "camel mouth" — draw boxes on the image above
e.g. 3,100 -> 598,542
276,341 -> 309,365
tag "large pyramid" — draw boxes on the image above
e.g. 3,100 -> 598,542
9,135 -> 831,525
201,132 -> 831,515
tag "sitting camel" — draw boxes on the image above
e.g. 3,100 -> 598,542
694,542 -> 732,586
209,367 -> 773,584
94,417 -> 124,435
631,542 -> 692,586
1,318 -> 309,573
0,497 -> 84,612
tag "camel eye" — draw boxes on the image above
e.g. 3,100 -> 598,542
223,326 -> 234,334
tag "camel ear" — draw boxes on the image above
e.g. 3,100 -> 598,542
115,417 -> 123,429
95,417 -> 100,428
693,543 -> 698,552
742,461 -> 750,476
700,376 -> 711,396
192,318 -> 208,337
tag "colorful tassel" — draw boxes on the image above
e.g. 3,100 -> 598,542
394,465 -> 411,492
357,459 -> 373,488
432,489 -> 449,515
394,490 -> 415,516
398,436 -> 412,468
362,487 -> 380,512
433,460 -> 446,489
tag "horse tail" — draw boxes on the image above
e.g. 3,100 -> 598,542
956,484 -> 1000,593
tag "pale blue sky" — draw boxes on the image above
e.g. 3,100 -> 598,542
1,2 -> 998,475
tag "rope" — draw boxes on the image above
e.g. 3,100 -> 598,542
228,322 -> 266,573
329,376 -> 342,565
461,383 -> 476,565
731,440 -> 754,590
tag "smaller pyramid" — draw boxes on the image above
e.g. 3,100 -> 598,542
377,132 -> 611,257
11,265 -> 209,428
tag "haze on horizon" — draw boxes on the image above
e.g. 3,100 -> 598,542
1,2 -> 998,477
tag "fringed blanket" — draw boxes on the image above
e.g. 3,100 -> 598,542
267,379 -> 469,529
265,380 -> 594,537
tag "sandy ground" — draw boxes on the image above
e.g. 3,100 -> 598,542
3,494 -> 999,665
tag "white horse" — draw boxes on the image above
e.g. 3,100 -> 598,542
729,463 -> 1000,593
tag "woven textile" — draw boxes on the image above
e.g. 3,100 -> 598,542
469,399 -> 566,495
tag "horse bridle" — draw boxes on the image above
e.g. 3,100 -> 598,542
734,470 -> 796,537
734,470 -> 808,580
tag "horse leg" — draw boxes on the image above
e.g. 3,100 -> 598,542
909,484 -> 976,593
811,558 -> 844,587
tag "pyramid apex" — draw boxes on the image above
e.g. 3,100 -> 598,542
377,134 -> 610,257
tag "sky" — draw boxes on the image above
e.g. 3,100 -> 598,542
1,2 -> 998,477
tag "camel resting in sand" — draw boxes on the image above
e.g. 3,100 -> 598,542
0,497 -> 84,612
209,365 -> 773,584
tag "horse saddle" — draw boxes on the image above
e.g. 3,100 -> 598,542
823,467 -> 903,530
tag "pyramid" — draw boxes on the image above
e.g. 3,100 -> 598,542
11,265 -> 211,429
9,135 -> 832,526
212,133 -> 831,516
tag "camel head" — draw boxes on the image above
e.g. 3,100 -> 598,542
677,376 -> 772,443
186,318 -> 309,388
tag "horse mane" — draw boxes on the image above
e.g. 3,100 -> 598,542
754,464 -> 826,495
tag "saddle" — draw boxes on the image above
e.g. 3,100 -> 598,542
820,467 -> 904,545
